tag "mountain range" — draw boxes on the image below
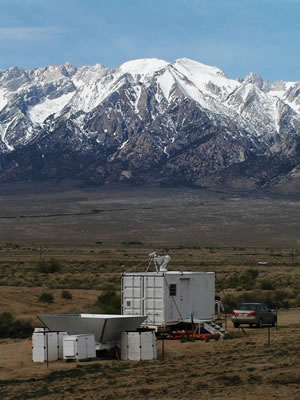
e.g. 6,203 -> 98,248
0,57 -> 299,189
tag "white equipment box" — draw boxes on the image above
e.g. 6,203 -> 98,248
32,331 -> 67,362
121,331 -> 157,361
63,334 -> 96,361
122,271 -> 215,327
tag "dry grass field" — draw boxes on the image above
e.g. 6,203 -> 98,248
0,309 -> 299,399
0,183 -> 299,399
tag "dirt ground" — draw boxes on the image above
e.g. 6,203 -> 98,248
0,184 -> 299,399
0,308 -> 299,400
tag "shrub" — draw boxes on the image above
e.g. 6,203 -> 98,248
220,375 -> 242,385
248,374 -> 263,384
260,279 -> 274,290
247,269 -> 259,281
227,273 -> 241,288
121,241 -> 143,246
139,389 -> 151,396
273,289 -> 290,308
222,289 -> 291,312
223,332 -> 241,340
39,292 -> 54,303
0,311 -> 14,325
93,291 -> 121,314
61,290 -> 72,300
226,269 -> 259,290
269,373 -> 300,385
223,292 -> 257,313
37,258 -> 62,273
0,312 -> 33,338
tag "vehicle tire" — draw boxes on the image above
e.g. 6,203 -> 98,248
233,323 -> 239,328
257,319 -> 263,328
271,318 -> 276,327
249,324 -> 253,327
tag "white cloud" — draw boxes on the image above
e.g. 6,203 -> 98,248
0,27 -> 61,41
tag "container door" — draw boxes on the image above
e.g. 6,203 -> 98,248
32,333 -> 46,362
120,332 -> 129,360
87,335 -> 96,358
140,332 -> 156,360
77,337 -> 85,360
127,333 -> 141,361
58,332 -> 68,359
143,275 -> 164,325
63,339 -> 76,358
122,275 -> 144,316
193,273 -> 215,320
180,278 -> 191,320
47,333 -> 59,361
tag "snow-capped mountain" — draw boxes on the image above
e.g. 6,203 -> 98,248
0,58 -> 299,188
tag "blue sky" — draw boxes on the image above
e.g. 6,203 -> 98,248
0,0 -> 299,82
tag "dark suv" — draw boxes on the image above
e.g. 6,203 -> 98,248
232,303 -> 277,328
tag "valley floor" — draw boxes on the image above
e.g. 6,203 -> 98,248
0,183 -> 299,248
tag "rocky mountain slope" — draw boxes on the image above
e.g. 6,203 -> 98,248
0,58 -> 299,189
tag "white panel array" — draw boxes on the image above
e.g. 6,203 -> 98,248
121,331 -> 157,361
32,331 -> 68,362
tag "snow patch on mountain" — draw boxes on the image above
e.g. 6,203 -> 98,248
30,64 -> 72,84
119,58 -> 168,81
0,120 -> 15,151
268,81 -> 295,99
156,69 -> 176,100
27,92 -> 75,124
73,63 -> 108,87
172,58 -> 240,100
225,82 -> 286,135
69,73 -> 127,114
133,84 -> 142,113
0,89 -> 7,111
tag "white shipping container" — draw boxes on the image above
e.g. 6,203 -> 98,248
32,331 -> 68,362
121,331 -> 157,361
122,271 -> 215,326
63,334 -> 96,361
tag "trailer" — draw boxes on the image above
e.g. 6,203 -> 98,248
121,271 -> 215,328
